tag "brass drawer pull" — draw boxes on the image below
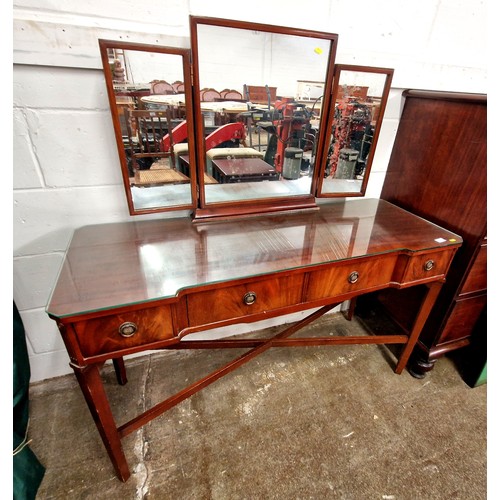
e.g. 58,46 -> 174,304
424,260 -> 435,271
348,271 -> 359,284
243,291 -> 257,305
119,322 -> 138,338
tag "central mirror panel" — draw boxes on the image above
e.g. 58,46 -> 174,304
190,17 -> 338,219
99,40 -> 197,215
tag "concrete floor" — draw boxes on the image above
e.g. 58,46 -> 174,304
28,312 -> 487,499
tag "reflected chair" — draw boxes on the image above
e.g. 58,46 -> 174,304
243,85 -> 276,152
124,108 -> 189,186
150,80 -> 175,95
172,81 -> 185,93
243,84 -> 277,107
201,88 -> 222,102
221,89 -> 244,100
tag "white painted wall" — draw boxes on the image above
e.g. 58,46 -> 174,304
12,0 -> 487,382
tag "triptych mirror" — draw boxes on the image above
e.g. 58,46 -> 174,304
99,16 -> 393,220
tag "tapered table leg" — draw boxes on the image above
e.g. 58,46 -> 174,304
395,281 -> 443,375
112,357 -> 128,385
71,362 -> 130,482
343,297 -> 357,321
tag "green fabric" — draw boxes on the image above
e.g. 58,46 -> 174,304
13,303 -> 45,500
475,362 -> 487,387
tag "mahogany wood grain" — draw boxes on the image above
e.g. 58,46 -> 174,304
71,362 -> 130,482
187,274 -> 304,326
399,250 -> 455,284
460,244 -> 486,295
161,335 -> 410,349
47,199 -> 460,319
381,92 -> 486,246
73,305 -> 175,357
395,281 -> 442,374
306,254 -> 396,301
375,90 -> 486,375
438,294 -> 487,344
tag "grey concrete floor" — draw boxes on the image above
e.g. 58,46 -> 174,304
28,312 -> 487,499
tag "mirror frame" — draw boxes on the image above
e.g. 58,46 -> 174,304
189,16 -> 339,221
98,39 -> 198,215
315,64 -> 394,198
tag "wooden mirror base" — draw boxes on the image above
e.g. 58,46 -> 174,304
192,196 -> 318,222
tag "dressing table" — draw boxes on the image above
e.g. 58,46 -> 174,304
47,198 -> 461,481
47,17 -> 463,482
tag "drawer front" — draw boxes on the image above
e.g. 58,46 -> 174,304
74,305 -> 175,357
438,294 -> 486,344
306,254 -> 396,302
461,244 -> 487,294
401,250 -> 454,284
187,274 -> 304,326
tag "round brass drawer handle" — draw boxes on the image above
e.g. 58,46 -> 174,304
424,260 -> 435,271
243,291 -> 257,305
119,322 -> 138,338
348,271 -> 359,284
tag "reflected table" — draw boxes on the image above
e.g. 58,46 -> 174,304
178,154 -> 218,184
141,94 -> 256,114
211,157 -> 279,183
46,198 -> 462,482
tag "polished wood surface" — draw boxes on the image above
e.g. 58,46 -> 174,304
46,198 -> 461,482
461,243 -> 486,294
381,91 -> 486,248
73,305 -> 175,357
372,90 -> 487,376
47,199 -> 460,319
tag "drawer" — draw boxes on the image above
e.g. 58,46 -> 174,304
461,244 -> 487,294
73,305 -> 175,357
187,273 -> 304,326
306,254 -> 396,302
399,250 -> 454,285
438,294 -> 486,344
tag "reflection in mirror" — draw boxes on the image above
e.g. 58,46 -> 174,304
319,65 -> 393,196
98,40 -> 196,214
190,18 -> 337,213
